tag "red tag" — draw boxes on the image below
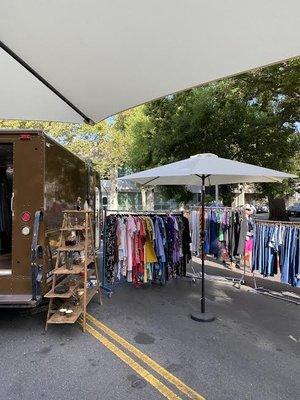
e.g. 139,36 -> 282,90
20,134 -> 31,140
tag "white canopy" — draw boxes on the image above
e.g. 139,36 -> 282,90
121,154 -> 297,186
0,0 -> 299,123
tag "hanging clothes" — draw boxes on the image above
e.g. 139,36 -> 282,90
104,215 -> 118,284
190,207 -> 241,261
181,216 -> 192,276
116,217 -> 127,280
252,222 -> 300,287
103,212 -> 191,287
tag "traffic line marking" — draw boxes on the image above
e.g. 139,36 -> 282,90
86,313 -> 206,400
83,321 -> 181,400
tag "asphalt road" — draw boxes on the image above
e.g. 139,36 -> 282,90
0,262 -> 299,400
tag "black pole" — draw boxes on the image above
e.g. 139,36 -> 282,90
200,175 -> 206,313
0,40 -> 95,125
191,174 -> 215,322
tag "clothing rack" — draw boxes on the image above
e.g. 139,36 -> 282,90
101,208 -> 185,297
255,219 -> 300,226
231,218 -> 300,296
252,273 -> 300,305
189,206 -> 235,210
105,209 -> 183,215
187,211 -> 300,304
251,219 -> 300,301
188,207 -> 242,285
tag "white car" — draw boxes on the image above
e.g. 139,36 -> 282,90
287,203 -> 300,217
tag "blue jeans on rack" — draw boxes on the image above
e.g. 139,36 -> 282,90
281,228 -> 292,284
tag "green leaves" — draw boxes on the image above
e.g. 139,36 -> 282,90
118,58 -> 299,202
0,119 -> 131,180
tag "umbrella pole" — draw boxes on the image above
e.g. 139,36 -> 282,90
191,174 -> 215,322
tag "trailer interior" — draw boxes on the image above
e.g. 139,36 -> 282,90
0,143 -> 13,277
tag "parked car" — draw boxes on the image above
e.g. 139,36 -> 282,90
256,204 -> 269,214
287,203 -> 300,217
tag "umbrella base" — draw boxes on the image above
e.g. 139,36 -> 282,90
191,312 -> 215,322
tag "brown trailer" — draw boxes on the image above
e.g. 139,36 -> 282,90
0,130 -> 101,308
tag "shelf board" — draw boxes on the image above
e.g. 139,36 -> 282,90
63,210 -> 92,213
53,265 -> 84,275
44,276 -> 80,298
53,258 -> 95,275
60,226 -> 85,231
47,306 -> 82,324
58,244 -> 85,252
47,287 -> 97,323
44,285 -> 78,298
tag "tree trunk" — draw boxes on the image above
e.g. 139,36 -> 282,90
109,169 -> 118,210
146,187 -> 154,211
141,187 -> 147,210
268,196 -> 289,221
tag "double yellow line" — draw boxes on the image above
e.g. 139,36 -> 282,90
81,313 -> 206,400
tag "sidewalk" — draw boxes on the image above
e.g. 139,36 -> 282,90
192,255 -> 300,297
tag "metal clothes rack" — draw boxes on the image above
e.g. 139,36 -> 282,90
255,219 -> 300,226
250,219 -> 300,304
188,206 -> 242,285
189,206 -> 237,213
105,209 -> 183,215
252,273 -> 300,305
101,208 -> 184,297
233,219 -> 300,290
187,209 -> 300,301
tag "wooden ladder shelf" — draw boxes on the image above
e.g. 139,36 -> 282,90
45,210 -> 102,332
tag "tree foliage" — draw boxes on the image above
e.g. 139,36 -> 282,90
116,58 -> 300,216
0,119 -> 130,179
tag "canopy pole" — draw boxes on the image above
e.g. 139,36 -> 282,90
215,185 -> 219,203
191,174 -> 215,323
0,40 -> 95,125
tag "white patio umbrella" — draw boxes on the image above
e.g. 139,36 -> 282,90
121,154 -> 297,322
0,1 -> 299,123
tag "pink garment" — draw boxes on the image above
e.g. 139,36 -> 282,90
244,237 -> 253,253
126,215 -> 136,282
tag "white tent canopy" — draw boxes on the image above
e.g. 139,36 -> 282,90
121,154 -> 297,186
0,0 -> 299,124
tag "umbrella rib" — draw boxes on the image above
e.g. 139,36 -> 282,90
195,174 -> 211,185
142,176 -> 160,185
0,40 -> 95,125
262,175 -> 283,183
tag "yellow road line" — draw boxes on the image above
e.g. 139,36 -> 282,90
83,322 -> 181,400
86,313 -> 206,400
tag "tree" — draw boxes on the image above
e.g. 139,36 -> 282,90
119,58 -> 300,219
0,119 -> 131,178
235,58 -> 300,219
0,118 -> 132,209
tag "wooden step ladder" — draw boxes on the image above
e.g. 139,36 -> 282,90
45,210 -> 102,332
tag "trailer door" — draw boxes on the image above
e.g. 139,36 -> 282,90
11,135 -> 44,297
0,143 -> 13,292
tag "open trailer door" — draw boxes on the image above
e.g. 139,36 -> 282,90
0,143 -> 13,288
0,132 -> 44,307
